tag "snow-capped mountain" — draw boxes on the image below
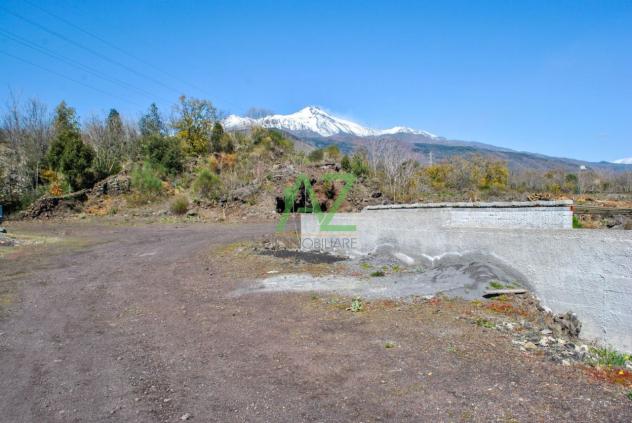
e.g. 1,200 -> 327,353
613,157 -> 632,164
223,106 -> 437,138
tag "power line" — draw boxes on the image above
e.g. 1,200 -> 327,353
0,28 -> 164,101
0,6 -> 183,96
22,0 -> 215,99
0,49 -> 143,108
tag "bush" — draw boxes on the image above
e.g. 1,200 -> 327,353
324,144 -> 341,160
193,168 -> 221,200
308,148 -> 324,162
170,195 -> 189,215
350,153 -> 369,177
131,162 -> 163,196
341,155 -> 351,171
142,134 -> 183,175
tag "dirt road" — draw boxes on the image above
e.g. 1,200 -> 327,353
1,222 -> 630,422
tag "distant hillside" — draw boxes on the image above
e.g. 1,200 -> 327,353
224,106 -> 632,172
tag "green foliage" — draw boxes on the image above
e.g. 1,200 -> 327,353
349,298 -> 363,312
308,148 -> 324,162
370,270 -> 385,277
251,127 -> 294,153
324,144 -> 341,160
131,162 -> 163,196
172,96 -> 217,154
475,318 -> 495,328
627,390 -> 632,401
142,134 -> 183,175
488,280 -> 505,290
384,341 -> 396,349
572,215 -> 583,229
193,168 -> 222,200
590,346 -> 631,368
170,195 -> 189,215
59,137 -> 95,190
139,103 -> 165,137
46,101 -> 95,190
350,153 -> 369,177
341,155 -> 351,171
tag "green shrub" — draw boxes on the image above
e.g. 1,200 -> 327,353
590,346 -> 631,367
351,153 -> 369,177
308,148 -> 324,162
572,215 -> 583,229
193,168 -> 221,200
131,162 -> 163,196
370,270 -> 385,277
142,134 -> 183,175
170,195 -> 189,215
341,155 -> 351,171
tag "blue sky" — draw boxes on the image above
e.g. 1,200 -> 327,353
1,0 -> 631,162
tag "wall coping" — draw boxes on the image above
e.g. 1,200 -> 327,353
363,200 -> 573,211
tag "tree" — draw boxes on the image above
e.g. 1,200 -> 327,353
324,144 -> 341,160
139,103 -> 165,137
211,122 -> 224,152
85,109 -> 126,179
171,96 -> 217,154
47,101 -> 94,190
141,134 -> 183,175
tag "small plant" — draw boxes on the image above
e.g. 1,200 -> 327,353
370,270 -> 385,277
391,264 -> 401,273
359,262 -> 372,270
384,341 -> 396,349
573,215 -> 583,229
590,346 -> 631,368
131,162 -> 163,196
170,195 -> 189,215
349,298 -> 363,312
475,317 -> 495,329
193,168 -> 221,200
627,390 -> 632,401
488,280 -> 505,290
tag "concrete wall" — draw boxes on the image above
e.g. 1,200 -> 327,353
301,209 -> 632,352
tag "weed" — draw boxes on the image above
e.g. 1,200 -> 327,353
391,264 -> 401,272
349,298 -> 363,312
370,270 -> 385,277
590,346 -> 631,368
359,262 -> 372,270
627,390 -> 632,401
488,280 -> 505,290
170,195 -> 189,215
475,317 -> 495,328
384,341 -> 396,349
573,215 -> 583,229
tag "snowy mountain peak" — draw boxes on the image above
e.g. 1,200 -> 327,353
613,157 -> 632,164
223,106 -> 437,138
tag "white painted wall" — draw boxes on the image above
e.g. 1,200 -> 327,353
301,209 -> 632,352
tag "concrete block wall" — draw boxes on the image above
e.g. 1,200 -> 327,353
301,206 -> 632,352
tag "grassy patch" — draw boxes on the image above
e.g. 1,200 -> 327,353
488,280 -> 505,290
359,262 -> 372,270
573,215 -> 583,228
474,317 -> 495,328
370,270 -> 385,277
170,195 -> 189,215
590,346 -> 632,368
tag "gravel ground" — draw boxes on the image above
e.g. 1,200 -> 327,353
0,221 -> 631,422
